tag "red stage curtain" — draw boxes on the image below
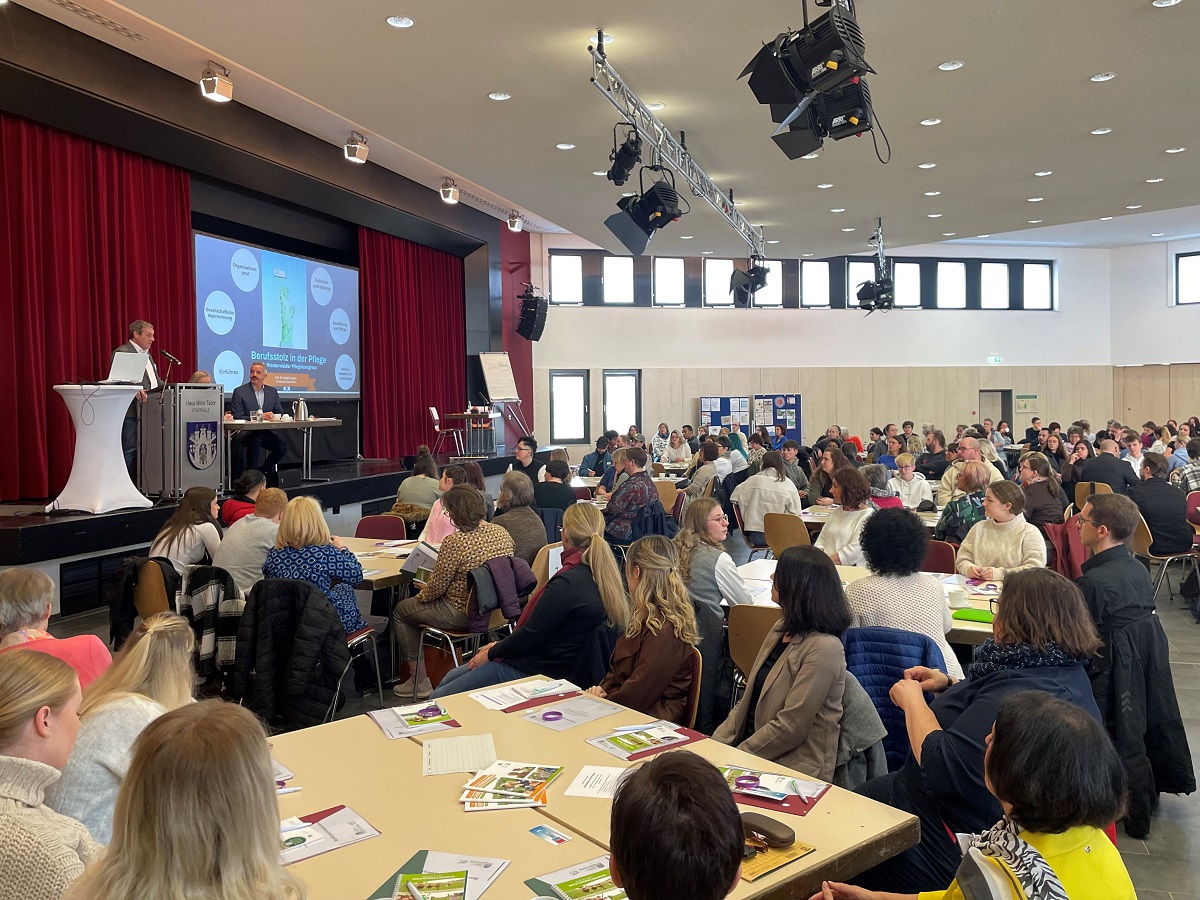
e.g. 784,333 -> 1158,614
359,227 -> 466,458
0,112 -> 195,502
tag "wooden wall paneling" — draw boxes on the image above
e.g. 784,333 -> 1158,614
834,368 -> 874,439
795,367 -> 838,445
1011,367 -> 1047,431
721,368 -> 762,400
1079,366 -> 1114,431
943,367 -> 981,433
1118,366 -> 1170,425
681,367 -> 709,429
641,369 -> 684,437
871,368 -> 911,433
908,368 -> 947,435
1044,366 -> 1081,428
1169,364 -> 1200,422
1112,369 -> 1125,428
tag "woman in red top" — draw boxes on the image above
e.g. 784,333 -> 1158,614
221,470 -> 265,526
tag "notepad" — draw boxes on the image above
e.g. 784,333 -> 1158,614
422,734 -> 497,776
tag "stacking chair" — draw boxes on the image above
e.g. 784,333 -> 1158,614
922,540 -> 958,575
531,541 -> 564,594
355,515 -> 410,540
429,407 -> 464,456
732,502 -> 771,560
654,480 -> 679,516
1074,480 -> 1113,511
573,486 -> 593,501
651,462 -> 666,476
727,605 -> 782,705
326,626 -> 385,721
763,512 -> 810,558
1131,514 -> 1199,605
681,646 -> 704,729
1187,492 -> 1200,546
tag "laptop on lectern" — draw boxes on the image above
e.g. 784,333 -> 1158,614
102,352 -> 150,385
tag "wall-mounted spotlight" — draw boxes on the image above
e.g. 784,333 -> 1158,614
344,131 -> 369,164
199,61 -> 233,103
440,178 -> 460,204
507,212 -> 523,233
606,123 -> 642,186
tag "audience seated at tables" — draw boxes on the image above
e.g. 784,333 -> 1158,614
862,464 -> 903,509
1174,438 -> 1200,493
0,650 -> 98,900
876,435 -> 903,471
507,435 -> 546,483
0,569 -> 111,688
1017,452 -> 1068,530
431,503 -> 627,697
533,459 -> 578,512
586,536 -> 699,724
596,448 -> 629,497
1029,426 -> 1051,454
1059,436 -> 1096,500
609,751 -> 743,900
714,546 -> 851,782
845,508 -> 963,680
651,422 -> 671,461
726,433 -> 751,473
392,448 -> 441,509
1076,493 -> 1194,838
662,430 -> 690,464
712,436 -> 736,478
683,443 -> 721,503
811,446 -> 855,506
63,701 -> 305,900
1128,452 -> 1195,556
147,486 -> 222,576
1079,439 -> 1138,495
492,471 -> 546,565
417,464 -> 468,544
45,613 -> 194,844
220,469 -> 265,527
1150,425 -> 1174,456
1023,416 -> 1043,445
731,451 -> 803,547
938,438 -> 1003,506
460,460 -> 496,521
744,432 -> 768,472
1121,432 -> 1146,478
1170,422 -> 1195,473
901,421 -> 923,456
549,447 -> 569,465
814,468 -> 875,566
956,481 -> 1047,580
842,427 -> 865,456
933,461 -> 991,545
819,690 -> 1135,900
772,424 -> 787,449
888,454 -> 934,509
211,487 -> 287,596
814,424 -> 843,453
578,436 -> 612,477
393,486 -> 514,700
850,568 -> 1103,892
603,448 -> 658,543
682,424 -> 699,454
915,430 -> 949,482
780,440 -> 812,500
989,419 -> 1013,448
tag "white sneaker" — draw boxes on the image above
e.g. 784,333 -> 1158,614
392,673 -> 418,699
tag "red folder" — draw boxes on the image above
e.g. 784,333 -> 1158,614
502,691 -> 581,713
626,727 -> 706,761
733,783 -> 830,817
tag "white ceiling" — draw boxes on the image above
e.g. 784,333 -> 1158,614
15,0 -> 1200,257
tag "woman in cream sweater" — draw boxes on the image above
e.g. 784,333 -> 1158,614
955,481 -> 1046,580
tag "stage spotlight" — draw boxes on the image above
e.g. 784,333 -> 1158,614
819,79 -> 873,140
856,274 -> 894,312
769,102 -> 825,159
507,212 -> 523,233
199,61 -> 233,103
730,259 -> 770,306
603,168 -> 686,256
344,132 -> 369,163
440,178 -> 460,204
606,125 -> 642,186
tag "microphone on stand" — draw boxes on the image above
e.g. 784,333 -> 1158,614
161,350 -> 182,365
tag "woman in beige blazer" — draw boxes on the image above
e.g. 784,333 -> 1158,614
714,546 -> 851,782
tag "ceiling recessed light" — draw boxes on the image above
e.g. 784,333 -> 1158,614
920,118 -> 942,126
556,143 -> 576,150
1126,204 -> 1142,209
817,183 -> 834,189
939,60 -> 964,71
841,227 -> 856,232
918,162 -> 937,169
1166,146 -> 1187,153
1035,171 -> 1053,177
976,234 -> 991,238
942,232 -> 957,237
701,251 -> 714,255
1152,232 -> 1166,237
1100,216 -> 1113,221
927,213 -> 943,218
679,235 -> 694,240
1028,219 -> 1043,224
1028,197 -> 1044,202
621,191 -> 635,197
802,253 -> 814,257
830,208 -> 846,213
487,91 -> 512,101
592,170 -> 606,176
590,31 -> 615,44
924,191 -> 941,196
386,15 -> 415,28
646,102 -> 665,111
1146,177 -> 1164,183
1152,0 -> 1182,7
767,240 -> 780,244
801,151 -> 820,160
1091,127 -> 1113,135
1090,72 -> 1116,82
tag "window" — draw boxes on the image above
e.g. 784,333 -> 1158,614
1023,263 -> 1053,310
603,370 -> 641,436
753,260 -> 784,306
1179,253 -> 1200,305
846,259 -> 876,306
602,256 -> 634,304
893,261 -> 921,307
801,260 -> 831,307
548,370 -> 589,444
980,262 -> 1010,309
936,261 -> 967,308
653,257 -> 685,306
703,258 -> 734,306
549,254 -> 582,304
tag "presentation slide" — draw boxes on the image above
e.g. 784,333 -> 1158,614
194,233 -> 360,396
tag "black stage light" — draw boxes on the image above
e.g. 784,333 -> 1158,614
730,260 -> 770,306
770,102 -> 825,159
607,126 -> 642,186
604,171 -> 684,256
819,78 -> 874,140
856,275 -> 894,312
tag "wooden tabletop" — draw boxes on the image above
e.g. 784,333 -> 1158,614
799,507 -> 939,531
341,535 -> 419,590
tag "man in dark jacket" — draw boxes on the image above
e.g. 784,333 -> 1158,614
1128,452 -> 1195,555
1077,493 -> 1195,838
534,460 -> 579,512
1079,439 -> 1139,495
915,430 -> 948,482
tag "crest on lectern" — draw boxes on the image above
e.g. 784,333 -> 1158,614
187,422 -> 218,471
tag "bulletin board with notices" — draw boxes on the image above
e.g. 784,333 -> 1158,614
698,396 -> 751,433
753,393 -> 804,446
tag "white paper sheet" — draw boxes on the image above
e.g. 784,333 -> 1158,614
422,733 -> 498,776
468,679 -> 578,711
564,766 -> 628,799
519,694 -> 621,731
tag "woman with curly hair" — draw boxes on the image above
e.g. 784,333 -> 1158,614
586,535 -> 700,725
811,445 -> 855,506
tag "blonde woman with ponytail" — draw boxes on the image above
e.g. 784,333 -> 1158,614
63,700 -> 305,900
586,535 -> 700,725
431,503 -> 629,697
45,613 -> 195,844
0,650 -> 99,900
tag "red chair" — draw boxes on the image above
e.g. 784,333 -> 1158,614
355,515 -> 410,540
1187,491 -> 1200,546
574,486 -> 593,501
923,540 -> 957,574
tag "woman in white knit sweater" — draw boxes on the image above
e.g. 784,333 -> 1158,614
955,480 -> 1046,580
0,650 -> 100,900
887,453 -> 935,508
45,613 -> 194,844
731,451 -> 802,546
814,468 -> 874,567
845,507 -> 964,680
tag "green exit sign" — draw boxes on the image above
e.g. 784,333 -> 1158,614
986,355 -> 1002,365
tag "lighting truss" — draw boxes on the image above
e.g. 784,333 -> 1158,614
589,37 -> 765,257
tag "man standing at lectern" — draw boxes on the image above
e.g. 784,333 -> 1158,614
226,362 -> 285,487
111,319 -> 159,473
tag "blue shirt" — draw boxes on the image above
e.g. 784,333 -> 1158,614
878,454 -> 897,470
579,449 -> 611,477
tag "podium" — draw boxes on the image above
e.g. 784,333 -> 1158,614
140,384 -> 224,499
46,385 -> 153,514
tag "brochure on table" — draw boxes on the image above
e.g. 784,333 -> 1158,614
519,694 -> 621,731
468,679 -> 581,712
366,850 -> 510,900
280,805 -> 379,865
526,855 -> 627,900
367,702 -> 461,740
586,721 -> 704,761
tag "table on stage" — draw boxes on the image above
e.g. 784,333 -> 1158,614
440,410 -> 500,457
270,677 -> 919,900
46,384 -> 153,514
222,417 -> 341,488
737,558 -> 994,647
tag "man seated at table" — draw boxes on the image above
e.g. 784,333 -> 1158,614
937,436 -> 1003,506
534,459 -> 578,513
224,362 -> 286,487
780,440 -> 811,501
609,750 -> 743,900
507,435 -> 546,482
211,487 -> 288,595
1128,452 -> 1195,557
578,436 -> 612,477
682,424 -> 699,454
1024,416 -> 1042,445
915,429 -> 948,482
603,447 -> 657,543
1175,438 -> 1200,493
1080,439 -> 1139,495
